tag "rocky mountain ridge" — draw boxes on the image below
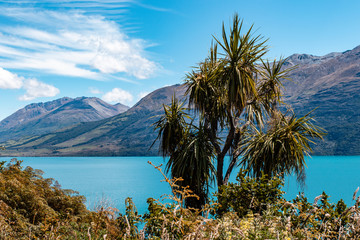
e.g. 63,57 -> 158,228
0,97 -> 129,142
2,45 -> 360,156
0,84 -> 186,156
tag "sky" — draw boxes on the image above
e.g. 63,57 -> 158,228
0,0 -> 359,120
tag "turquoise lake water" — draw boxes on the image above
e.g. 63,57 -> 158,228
1,156 -> 359,214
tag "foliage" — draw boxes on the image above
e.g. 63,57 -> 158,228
1,159 -> 360,239
183,13 -> 298,189
166,120 -> 216,208
143,161 -> 212,239
279,192 -> 360,239
141,163 -> 360,239
152,96 -> 217,208
0,158 -> 131,239
141,162 -> 360,239
152,95 -> 189,157
152,14 -> 324,210
215,170 -> 284,218
239,112 -> 325,184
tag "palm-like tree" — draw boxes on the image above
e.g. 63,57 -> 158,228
152,95 -> 189,157
185,15 -> 271,187
152,96 -> 216,208
166,119 -> 216,208
153,14 -> 324,208
185,44 -> 227,129
215,14 -> 268,113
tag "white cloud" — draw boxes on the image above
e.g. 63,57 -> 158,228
19,79 -> 60,101
102,88 -> 133,104
0,67 -> 23,89
0,67 -> 59,100
0,9 -> 158,80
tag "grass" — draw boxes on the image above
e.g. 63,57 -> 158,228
0,158 -> 359,239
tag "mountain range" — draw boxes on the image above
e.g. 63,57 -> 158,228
0,97 -> 128,143
1,45 -> 360,156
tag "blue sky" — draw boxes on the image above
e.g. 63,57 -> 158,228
0,0 -> 359,120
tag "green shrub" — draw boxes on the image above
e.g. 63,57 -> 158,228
215,170 -> 284,218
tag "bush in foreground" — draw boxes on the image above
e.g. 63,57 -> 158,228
0,159 -> 359,239
0,159 -> 122,239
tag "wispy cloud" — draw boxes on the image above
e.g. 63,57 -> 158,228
0,7 -> 158,81
102,87 -> 133,104
0,1 -> 131,18
133,2 -> 172,12
0,67 -> 59,100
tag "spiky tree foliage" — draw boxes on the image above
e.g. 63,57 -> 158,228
152,96 -> 216,208
153,13 -> 324,208
152,95 -> 189,157
166,120 -> 216,208
185,14 -> 297,187
239,112 -> 325,184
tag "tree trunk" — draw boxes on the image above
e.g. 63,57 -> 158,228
216,154 -> 225,187
216,114 -> 235,188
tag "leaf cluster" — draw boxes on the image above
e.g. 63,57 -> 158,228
215,170 -> 284,218
239,112 -> 326,184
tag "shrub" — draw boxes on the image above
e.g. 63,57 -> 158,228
0,159 -> 122,239
1,159 -> 360,239
215,170 -> 284,218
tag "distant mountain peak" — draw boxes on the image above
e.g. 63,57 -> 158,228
0,96 -> 130,142
285,45 -> 360,67
2,45 -> 360,156
285,52 -> 341,66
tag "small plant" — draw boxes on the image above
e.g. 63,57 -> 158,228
0,159 -> 124,239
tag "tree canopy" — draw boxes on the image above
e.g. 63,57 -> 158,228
153,14 -> 325,208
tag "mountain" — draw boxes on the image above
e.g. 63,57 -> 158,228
0,97 -> 73,129
0,97 -> 129,142
281,45 -> 360,155
2,45 -> 360,156
0,85 -> 186,156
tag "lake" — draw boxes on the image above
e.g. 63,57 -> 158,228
1,156 -> 359,214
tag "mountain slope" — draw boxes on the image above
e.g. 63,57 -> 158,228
0,97 -> 129,142
2,45 -> 360,156
0,97 -> 73,129
1,84 -> 186,156
282,45 -> 360,154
